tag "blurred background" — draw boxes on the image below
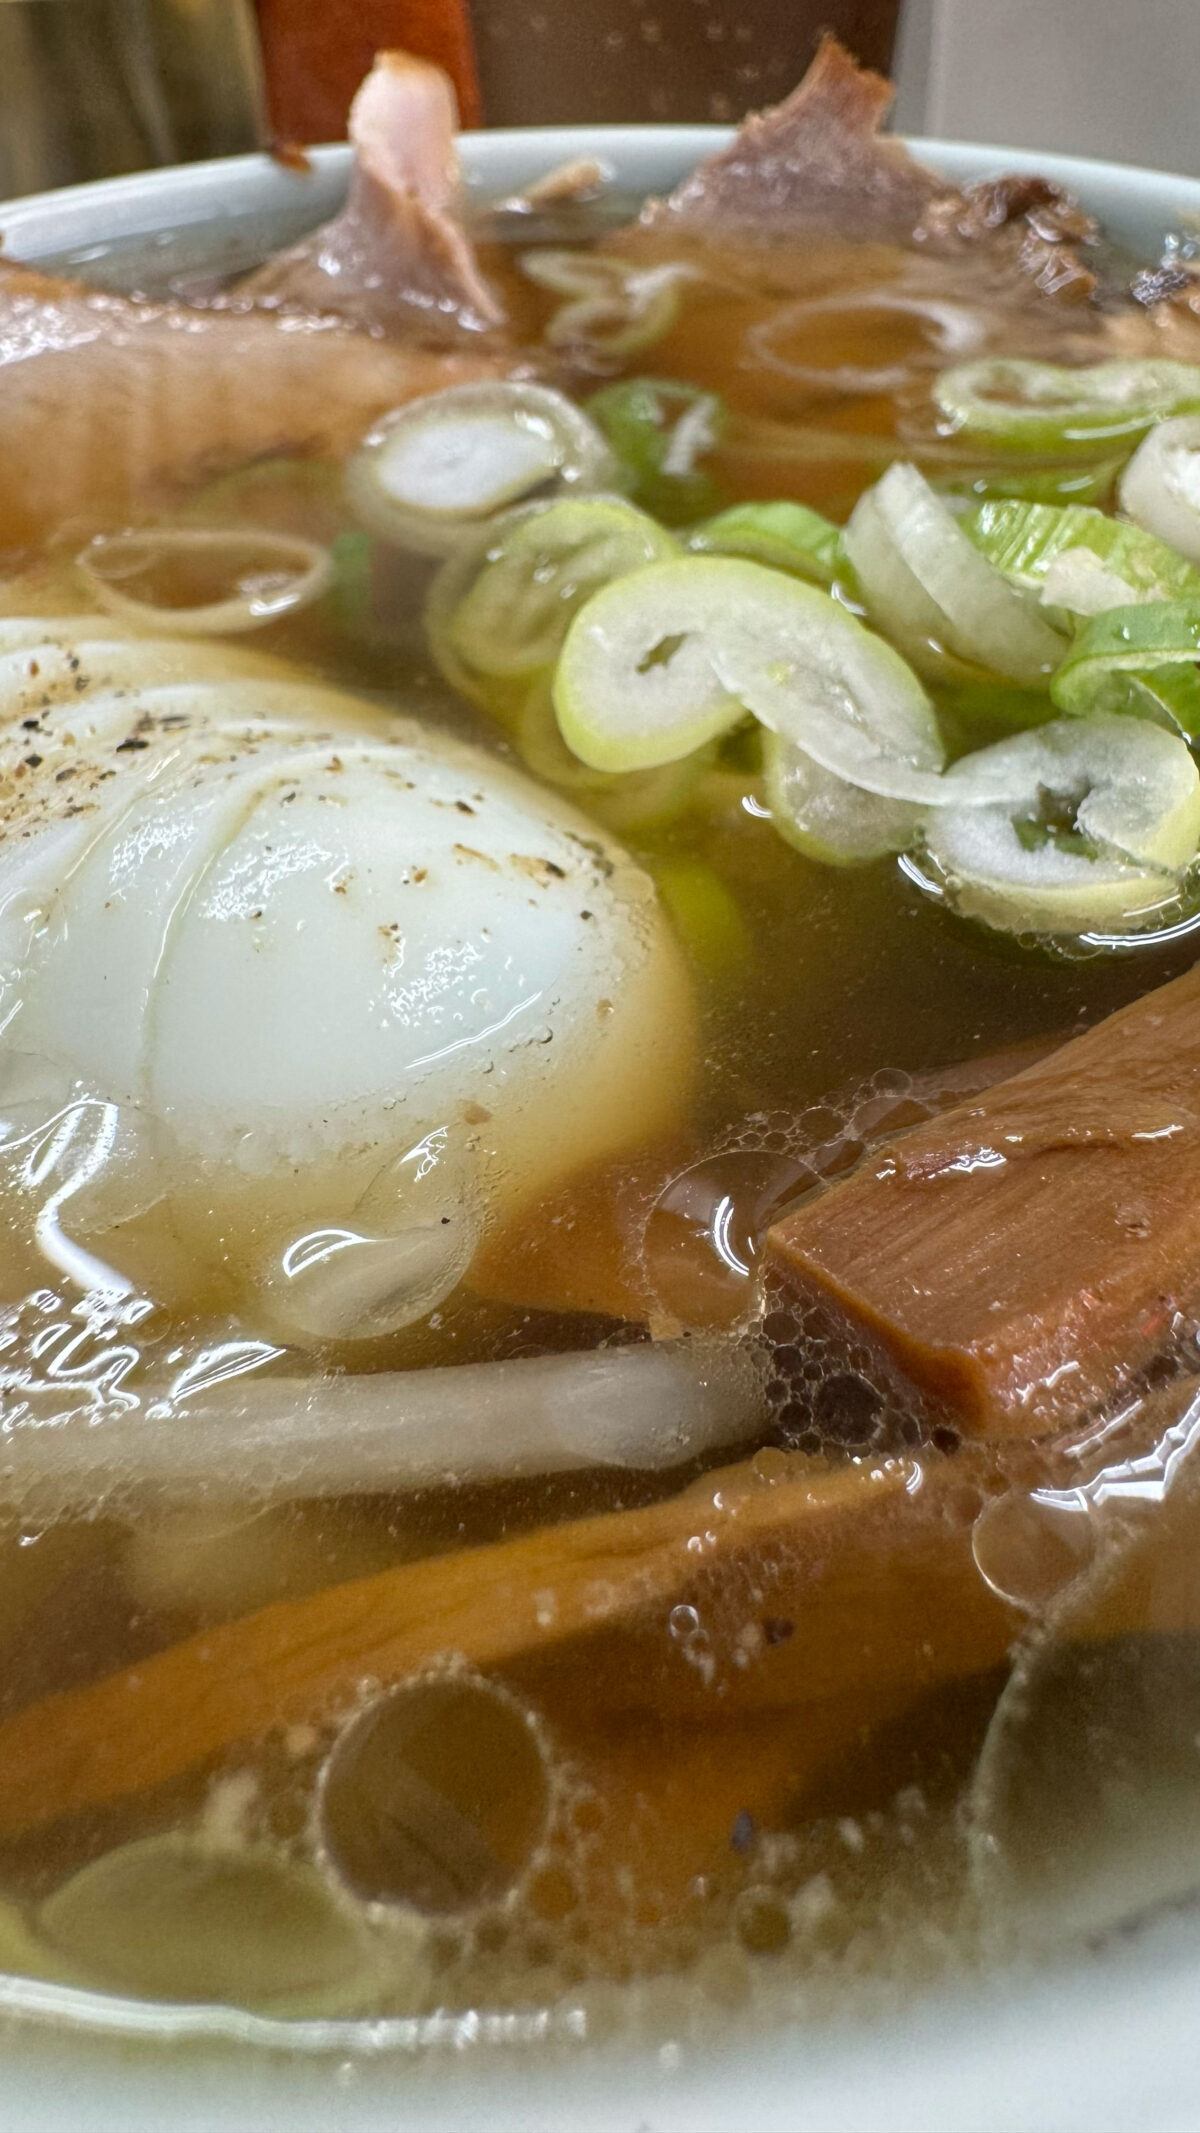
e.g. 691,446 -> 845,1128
0,0 -> 1196,198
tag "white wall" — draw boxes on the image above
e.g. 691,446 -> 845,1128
892,0 -> 1200,177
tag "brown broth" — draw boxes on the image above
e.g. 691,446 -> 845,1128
0,208 -> 1199,2043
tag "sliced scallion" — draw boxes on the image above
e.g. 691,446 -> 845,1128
1039,549 -> 1170,620
76,526 -> 333,635
844,462 -> 1068,687
515,672 -> 711,830
765,735 -> 924,866
554,554 -> 954,804
586,378 -> 725,524
587,745 -> 717,834
709,573 -> 951,805
553,556 -> 747,771
520,249 -> 694,359
938,458 -> 1127,509
934,358 -> 1200,453
347,383 -> 618,557
424,520 -> 530,724
964,499 -> 1200,616
747,292 -> 984,397
440,493 -> 677,683
686,500 -> 844,587
514,673 -> 620,792
327,530 -> 375,638
1050,600 -> 1200,733
652,857 -> 749,976
1119,415 -> 1200,566
922,713 -> 1200,937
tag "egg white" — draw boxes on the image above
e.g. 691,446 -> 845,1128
0,620 -> 695,1332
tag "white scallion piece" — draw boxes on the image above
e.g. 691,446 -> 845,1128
514,674 -> 711,832
438,493 -> 677,683
764,734 -> 925,865
519,249 -> 694,359
0,1340 -> 764,1513
76,527 -> 333,636
923,713 -> 1200,937
1038,549 -> 1156,619
347,382 -> 619,556
554,554 -> 959,799
1119,415 -> 1200,567
845,462 -> 1068,686
934,356 -> 1200,449
709,565 -> 954,804
964,498 -> 1200,615
553,556 -> 748,771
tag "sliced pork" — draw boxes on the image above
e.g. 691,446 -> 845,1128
648,33 -> 946,247
241,51 -> 505,337
0,51 -> 517,552
635,34 -> 1098,301
0,265 -> 504,552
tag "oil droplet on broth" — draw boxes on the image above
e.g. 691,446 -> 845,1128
668,1602 -> 703,1643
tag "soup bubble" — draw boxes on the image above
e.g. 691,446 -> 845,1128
319,1675 -> 550,1913
971,1489 -> 1095,1611
971,1631 -> 1200,1947
254,1130 -> 480,1346
643,1149 -> 814,1329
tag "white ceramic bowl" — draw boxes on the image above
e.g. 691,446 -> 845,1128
3,125 -> 1200,2133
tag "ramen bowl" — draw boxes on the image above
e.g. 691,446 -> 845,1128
2,123 -> 1200,2133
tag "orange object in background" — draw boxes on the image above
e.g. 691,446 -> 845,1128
255,0 -> 482,143
254,0 -> 900,141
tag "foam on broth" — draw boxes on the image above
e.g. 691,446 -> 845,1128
0,192 -> 1199,2051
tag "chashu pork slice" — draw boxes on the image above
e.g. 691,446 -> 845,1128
0,51 -> 514,553
0,271 -> 504,552
239,51 -> 505,336
650,30 -> 947,246
766,961 -> 1200,1439
628,32 -> 1101,303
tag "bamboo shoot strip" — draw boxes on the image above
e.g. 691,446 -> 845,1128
0,1448 -> 1020,1840
767,961 -> 1200,1439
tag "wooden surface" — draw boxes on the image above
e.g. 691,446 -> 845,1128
254,0 -> 900,141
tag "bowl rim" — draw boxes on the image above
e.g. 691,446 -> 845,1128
3,119 -> 1200,2133
3,122 -> 1200,268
